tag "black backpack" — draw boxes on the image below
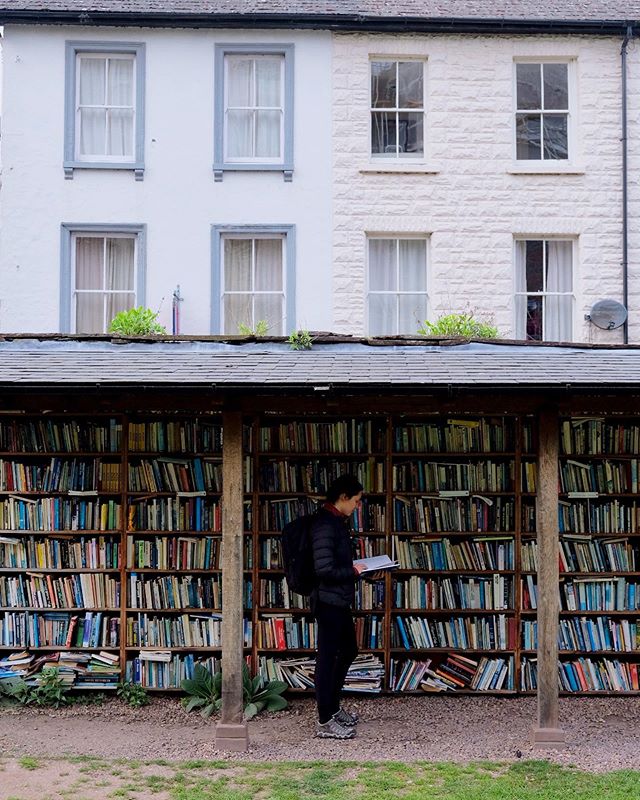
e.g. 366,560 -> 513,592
281,512 -> 318,596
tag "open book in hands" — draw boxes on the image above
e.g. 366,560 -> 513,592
353,555 -> 399,575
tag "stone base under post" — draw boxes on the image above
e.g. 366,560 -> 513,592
532,727 -> 566,749
215,722 -> 249,752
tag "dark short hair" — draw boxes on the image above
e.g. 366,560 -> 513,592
326,475 -> 364,503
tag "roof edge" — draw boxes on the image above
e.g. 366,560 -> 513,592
0,11 -> 636,36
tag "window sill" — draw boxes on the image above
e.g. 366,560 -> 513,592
213,164 -> 293,182
64,161 -> 144,181
508,162 -> 585,176
359,163 -> 440,175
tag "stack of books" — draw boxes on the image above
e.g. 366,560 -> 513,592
258,653 -> 384,693
76,651 -> 120,688
421,653 -> 479,692
0,650 -> 33,679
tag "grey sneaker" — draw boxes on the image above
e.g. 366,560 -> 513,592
334,707 -> 358,727
315,715 -> 356,739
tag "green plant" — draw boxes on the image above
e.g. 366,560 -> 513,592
116,681 -> 150,707
181,663 -> 222,718
287,330 -> 313,350
418,312 -> 500,339
241,662 -> 288,719
108,306 -> 167,336
14,667 -> 70,708
237,319 -> 269,336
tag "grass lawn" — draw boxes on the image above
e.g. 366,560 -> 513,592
3,757 -> 640,800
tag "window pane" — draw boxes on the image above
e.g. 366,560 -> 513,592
76,293 -> 104,334
224,294 -> 252,334
542,114 -> 568,160
516,63 -> 541,110
371,61 -> 396,109
398,62 -> 423,108
227,58 -> 252,107
525,240 -> 544,292
398,112 -> 423,155
255,294 -> 283,335
76,238 -> 104,290
255,239 -> 283,291
227,110 -> 253,158
107,109 -> 134,157
399,240 -> 427,291
399,294 -> 427,333
369,240 -> 397,291
255,110 -> 281,158
545,294 -> 572,342
255,57 -> 281,107
106,238 -> 135,291
526,296 -> 543,341
80,108 -> 106,156
516,114 -> 541,160
224,240 -> 252,291
106,293 -> 134,328
368,294 -> 397,335
543,63 -> 568,110
514,294 -> 528,339
107,58 -> 133,106
371,111 -> 397,154
546,241 -> 573,292
79,57 -> 105,105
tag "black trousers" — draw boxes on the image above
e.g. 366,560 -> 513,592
314,601 -> 358,723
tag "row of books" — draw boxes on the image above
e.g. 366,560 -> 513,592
521,536 -> 640,574
126,612 -> 230,648
0,649 -> 120,688
392,614 -> 516,650
127,421 -> 223,454
392,459 -> 517,494
391,575 -> 513,610
128,497 -> 225,532
0,498 -> 121,531
417,653 -> 514,692
0,535 -> 120,570
558,499 -> 640,534
258,421 -> 386,454
257,653 -> 384,693
128,573 -> 226,610
126,535 -> 226,570
561,419 -> 640,456
0,572 -> 120,609
560,458 -> 640,495
258,458 -> 386,494
127,457 -> 229,494
560,657 -> 640,692
522,617 -> 640,652
125,652 -> 223,688
1,611 -> 120,647
258,498 -> 385,533
393,496 -> 516,533
393,535 -> 514,571
0,458 -> 121,494
0,419 -> 122,454
393,419 -> 515,454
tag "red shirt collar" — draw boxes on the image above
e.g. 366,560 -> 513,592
323,501 -> 348,519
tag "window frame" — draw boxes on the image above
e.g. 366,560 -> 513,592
214,44 -> 294,182
513,58 -> 575,165
513,236 -> 576,342
64,41 -> 146,180
60,223 -> 147,334
211,224 -> 296,334
365,234 -> 429,336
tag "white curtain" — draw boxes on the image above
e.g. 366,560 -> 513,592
255,239 -> 284,334
223,238 -> 282,334
368,239 -> 396,335
545,240 -> 573,342
369,239 -> 427,335
226,56 -> 281,159
398,239 -> 427,332
79,56 -> 133,157
227,58 -> 253,158
75,236 -> 134,334
107,58 -> 134,157
514,241 -> 528,338
255,58 -> 281,158
79,57 -> 106,156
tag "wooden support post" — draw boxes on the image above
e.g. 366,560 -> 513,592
215,410 -> 249,752
532,407 -> 566,749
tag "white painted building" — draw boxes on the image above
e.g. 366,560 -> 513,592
0,2 -> 638,343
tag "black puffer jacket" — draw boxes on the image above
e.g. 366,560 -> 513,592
310,506 -> 356,609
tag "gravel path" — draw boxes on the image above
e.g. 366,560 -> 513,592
1,695 -> 640,772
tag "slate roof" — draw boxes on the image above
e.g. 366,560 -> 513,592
1,0 -> 638,28
1,336 -> 639,391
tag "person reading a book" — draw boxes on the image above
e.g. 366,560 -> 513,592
310,475 -> 364,739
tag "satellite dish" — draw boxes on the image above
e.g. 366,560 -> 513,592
586,299 -> 628,330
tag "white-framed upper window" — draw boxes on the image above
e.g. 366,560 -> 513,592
64,42 -> 145,179
221,235 -> 286,335
514,238 -> 574,342
72,233 -> 138,334
76,53 -> 136,161
224,54 -> 284,163
370,59 -> 425,158
367,237 -> 428,335
515,61 -> 570,161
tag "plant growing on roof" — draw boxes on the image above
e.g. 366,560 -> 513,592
287,330 -> 313,350
237,320 -> 269,336
418,313 -> 500,339
108,306 -> 167,336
